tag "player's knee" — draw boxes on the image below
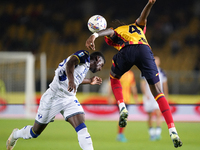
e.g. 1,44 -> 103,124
75,123 -> 93,150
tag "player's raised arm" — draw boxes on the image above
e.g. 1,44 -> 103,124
136,0 -> 156,26
66,55 -> 79,93
85,28 -> 115,50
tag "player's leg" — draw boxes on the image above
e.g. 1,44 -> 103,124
116,104 -> 129,142
117,126 -> 127,142
109,56 -> 131,127
6,121 -> 48,150
68,114 -> 93,150
6,88 -> 59,150
154,109 -> 162,140
136,45 -> 182,147
149,83 -> 182,147
16,121 -> 47,139
147,112 -> 156,141
110,46 -> 138,128
110,71 -> 128,128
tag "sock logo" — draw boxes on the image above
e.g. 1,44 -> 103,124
86,136 -> 91,139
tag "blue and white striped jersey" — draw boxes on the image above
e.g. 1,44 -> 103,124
49,50 -> 90,97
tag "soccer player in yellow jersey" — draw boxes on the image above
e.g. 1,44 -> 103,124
120,70 -> 139,104
86,0 -> 182,148
108,70 -> 139,142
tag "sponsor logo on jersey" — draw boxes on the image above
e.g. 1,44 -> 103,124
78,52 -> 85,57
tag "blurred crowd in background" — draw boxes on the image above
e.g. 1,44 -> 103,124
0,0 -> 200,93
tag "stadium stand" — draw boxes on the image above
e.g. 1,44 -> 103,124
0,0 -> 200,94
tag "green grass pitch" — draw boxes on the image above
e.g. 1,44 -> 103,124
1,119 -> 199,150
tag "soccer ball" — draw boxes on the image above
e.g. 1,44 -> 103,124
87,15 -> 107,33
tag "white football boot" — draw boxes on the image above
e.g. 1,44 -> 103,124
6,128 -> 19,150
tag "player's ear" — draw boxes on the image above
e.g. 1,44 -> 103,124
96,56 -> 99,62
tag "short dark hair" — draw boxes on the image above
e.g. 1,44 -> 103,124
90,51 -> 106,64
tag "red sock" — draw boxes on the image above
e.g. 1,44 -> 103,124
155,93 -> 175,129
118,126 -> 124,134
110,76 -> 124,105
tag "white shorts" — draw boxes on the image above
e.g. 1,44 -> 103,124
35,88 -> 84,124
143,95 -> 159,113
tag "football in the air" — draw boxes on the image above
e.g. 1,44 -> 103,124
87,15 -> 107,33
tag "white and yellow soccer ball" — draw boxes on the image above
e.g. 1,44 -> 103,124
87,15 -> 107,33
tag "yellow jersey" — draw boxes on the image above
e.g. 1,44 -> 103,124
120,70 -> 136,104
105,22 -> 150,51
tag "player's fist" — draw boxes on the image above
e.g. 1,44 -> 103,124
90,76 -> 102,85
149,0 -> 156,4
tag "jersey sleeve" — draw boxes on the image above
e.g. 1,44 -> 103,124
72,50 -> 90,64
104,31 -> 125,50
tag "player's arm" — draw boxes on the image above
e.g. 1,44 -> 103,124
136,0 -> 156,26
66,55 -> 79,93
85,28 -> 114,51
81,76 -> 102,85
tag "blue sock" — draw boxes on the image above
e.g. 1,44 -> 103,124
30,127 -> 39,138
75,123 -> 86,132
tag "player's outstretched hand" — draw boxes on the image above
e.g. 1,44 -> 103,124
90,76 -> 102,85
149,0 -> 156,4
86,35 -> 96,51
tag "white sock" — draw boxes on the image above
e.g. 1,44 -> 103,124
77,128 -> 93,150
13,125 -> 33,140
155,127 -> 162,136
119,102 -> 126,111
149,127 -> 155,137
169,127 -> 177,135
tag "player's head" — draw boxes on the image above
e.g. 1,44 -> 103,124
90,51 -> 106,73
154,56 -> 160,67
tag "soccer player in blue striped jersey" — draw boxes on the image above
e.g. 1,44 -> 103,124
6,50 -> 105,150
86,0 -> 182,148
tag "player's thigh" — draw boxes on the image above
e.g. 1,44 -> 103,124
111,47 -> 134,77
136,45 -> 155,67
35,89 -> 63,124
135,45 -> 159,83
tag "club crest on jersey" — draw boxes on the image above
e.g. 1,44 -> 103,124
38,114 -> 42,119
78,52 -> 85,57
